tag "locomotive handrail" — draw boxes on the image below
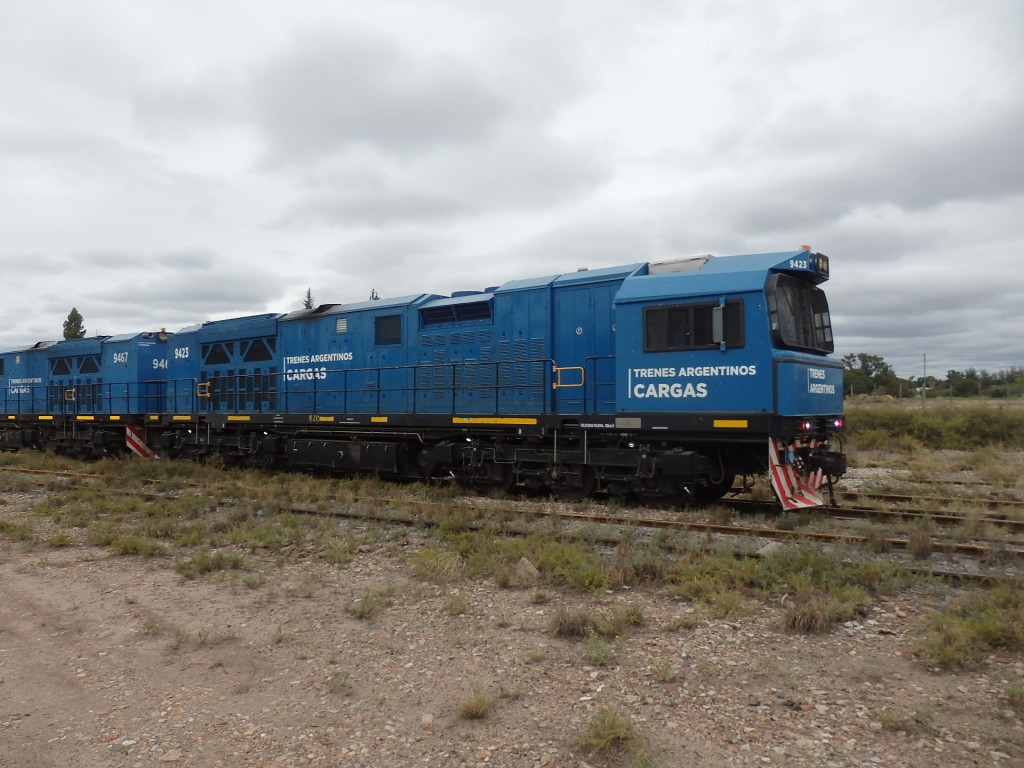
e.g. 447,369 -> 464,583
6,354 -> 559,420
170,357 -> 547,418
552,366 -> 585,389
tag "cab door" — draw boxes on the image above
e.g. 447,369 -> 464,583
553,284 -> 617,415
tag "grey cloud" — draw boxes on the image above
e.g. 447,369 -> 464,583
0,251 -> 70,277
424,129 -> 611,210
284,188 -> 470,228
0,128 -> 161,180
8,252 -> 282,348
831,256 -> 1023,374
154,248 -> 218,271
249,29 -> 507,164
66,248 -> 147,270
806,108 -> 1024,216
277,128 -> 609,230
492,213 -> 655,274
134,69 -> 248,138
317,230 -> 458,296
652,104 -> 1024,261
124,265 -> 278,314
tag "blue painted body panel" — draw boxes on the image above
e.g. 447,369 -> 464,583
0,342 -> 54,415
2,250 -> 842,430
166,314 -> 283,414
101,332 -> 170,413
774,357 -> 845,416
45,337 -> 108,415
165,324 -> 202,413
551,265 -> 643,414
277,296 -> 432,415
148,249 -> 842,422
613,250 -> 840,420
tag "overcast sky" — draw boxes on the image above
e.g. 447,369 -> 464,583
1,0 -> 1021,379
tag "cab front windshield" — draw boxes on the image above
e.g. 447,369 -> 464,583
765,273 -> 834,354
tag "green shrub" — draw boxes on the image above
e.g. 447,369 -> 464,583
549,604 -> 643,640
48,530 -> 74,547
344,587 -> 395,620
0,519 -> 35,541
845,403 -> 1024,450
782,586 -> 867,633
110,534 -> 167,557
177,548 -> 249,578
579,706 -> 636,752
549,606 -> 600,638
916,582 -> 1024,667
917,581 -> 1024,667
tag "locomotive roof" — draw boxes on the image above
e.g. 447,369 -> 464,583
105,331 -> 169,343
0,340 -> 57,355
279,294 -> 435,322
419,292 -> 493,310
174,313 -> 283,336
491,262 -> 644,293
616,249 -> 830,304
47,336 -> 109,355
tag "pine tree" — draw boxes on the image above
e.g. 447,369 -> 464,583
303,287 -> 315,309
63,307 -> 86,339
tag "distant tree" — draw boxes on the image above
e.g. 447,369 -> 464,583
369,289 -> 380,301
842,352 -> 898,396
63,307 -> 86,339
947,369 -> 980,398
302,287 -> 315,310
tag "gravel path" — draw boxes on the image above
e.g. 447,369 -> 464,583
2,529 -> 1023,768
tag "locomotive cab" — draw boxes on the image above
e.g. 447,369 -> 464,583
613,248 -> 846,508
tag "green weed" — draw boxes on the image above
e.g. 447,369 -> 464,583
915,581 -> 1024,667
579,706 -> 636,752
110,534 -> 167,557
177,548 -> 249,579
344,587 -> 395,620
0,519 -> 36,541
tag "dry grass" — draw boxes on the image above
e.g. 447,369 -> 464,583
344,586 -> 395,620
549,604 -> 644,641
579,706 -> 637,752
905,529 -> 934,560
409,548 -> 466,584
456,682 -> 495,720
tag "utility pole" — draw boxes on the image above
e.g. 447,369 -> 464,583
921,353 -> 927,408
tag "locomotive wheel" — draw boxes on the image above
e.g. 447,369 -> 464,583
692,474 -> 736,505
637,479 -> 690,509
551,465 -> 595,502
472,462 -> 515,496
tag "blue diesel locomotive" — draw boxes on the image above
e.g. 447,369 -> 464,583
0,247 -> 846,509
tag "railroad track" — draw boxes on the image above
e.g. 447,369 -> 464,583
723,497 -> 1024,535
275,496 -> 1020,584
840,490 -> 1024,514
4,464 -> 1023,579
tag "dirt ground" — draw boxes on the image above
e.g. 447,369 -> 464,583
2,518 -> 1024,768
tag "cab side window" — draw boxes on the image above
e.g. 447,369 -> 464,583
644,300 -> 744,352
